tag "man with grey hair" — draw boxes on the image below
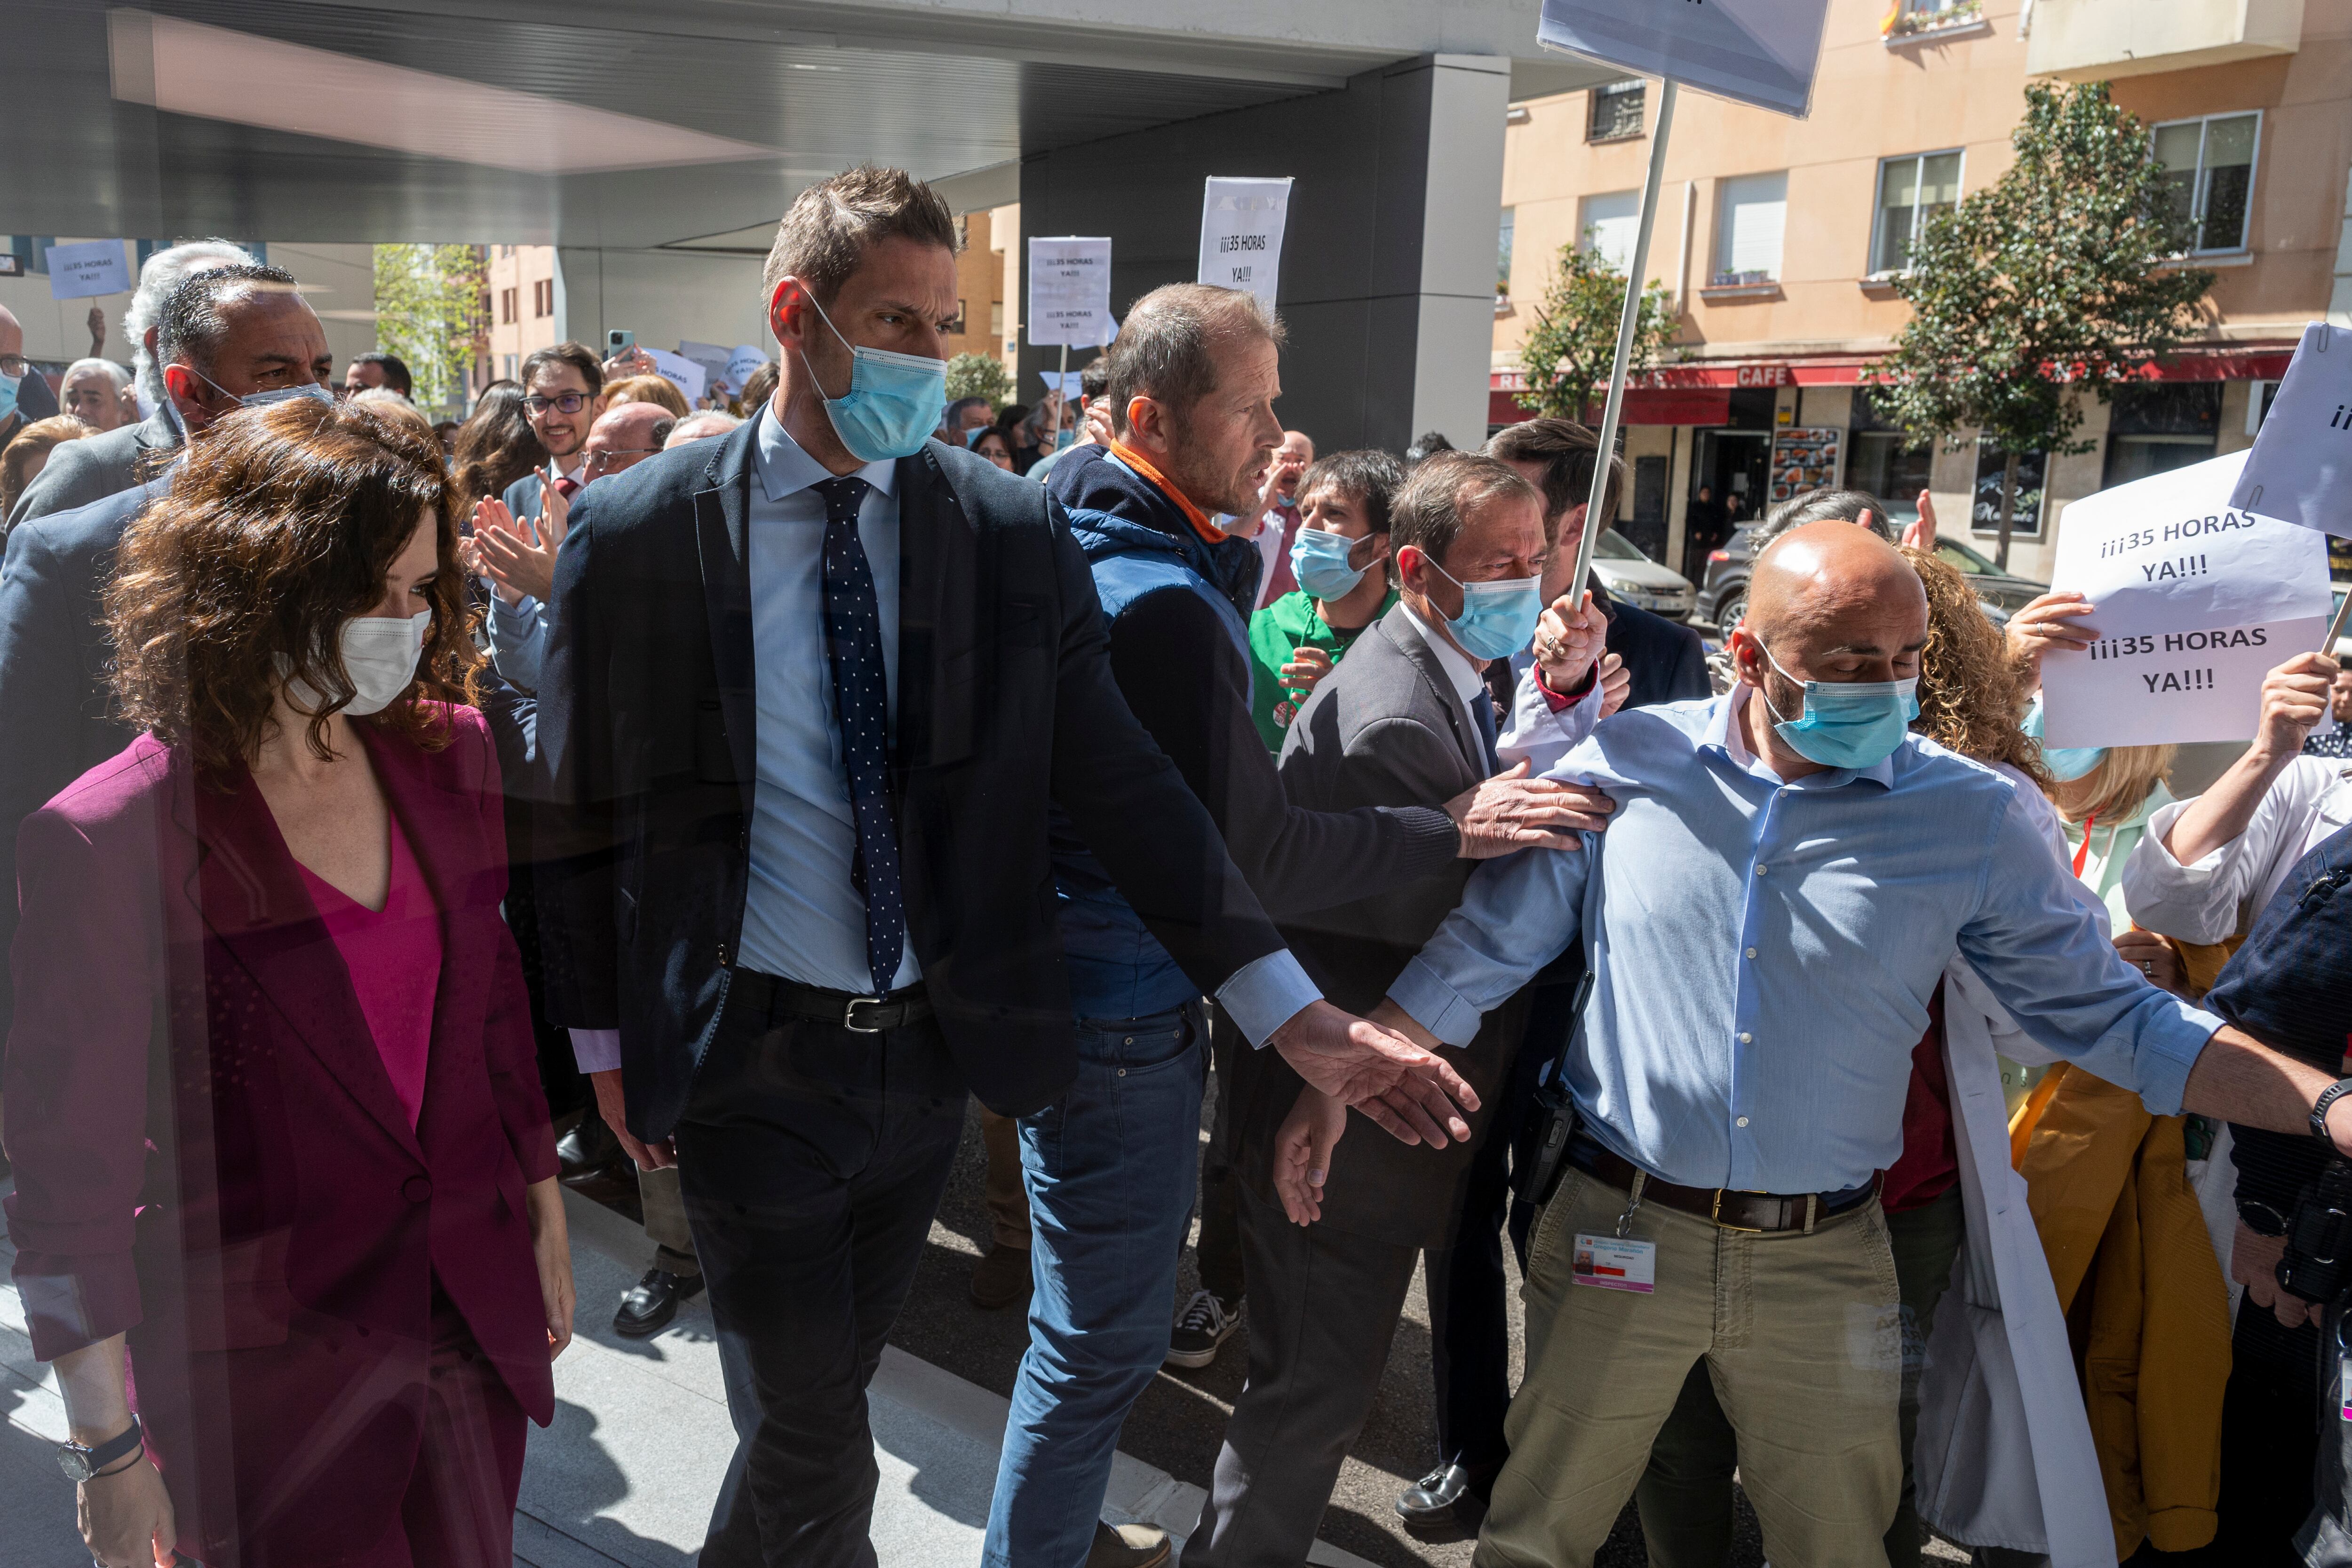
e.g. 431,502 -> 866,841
6,240 -> 255,525
665,408 -> 741,447
984,285 -> 1609,1568
58,359 -> 130,433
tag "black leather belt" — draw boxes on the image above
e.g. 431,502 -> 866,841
732,969 -> 934,1034
1572,1139 -> 1876,1235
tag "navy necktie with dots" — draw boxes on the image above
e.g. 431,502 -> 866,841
812,476 -> 904,993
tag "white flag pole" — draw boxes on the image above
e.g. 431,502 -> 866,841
1563,77 -> 1678,606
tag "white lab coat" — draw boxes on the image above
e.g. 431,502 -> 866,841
2121,754 -> 2352,946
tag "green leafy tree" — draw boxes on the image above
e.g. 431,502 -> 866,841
372,243 -> 490,415
1873,81 -> 2213,568
945,351 -> 1015,410
1515,232 -> 1678,421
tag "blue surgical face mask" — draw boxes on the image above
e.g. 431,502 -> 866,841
798,292 -> 947,463
190,367 -> 334,413
1426,557 -> 1543,663
1292,527 -> 1380,601
2022,696 -> 2105,782
0,369 -> 18,425
1757,641 -> 1921,771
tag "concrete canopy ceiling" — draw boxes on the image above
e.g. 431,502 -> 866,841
6,0 -> 1617,247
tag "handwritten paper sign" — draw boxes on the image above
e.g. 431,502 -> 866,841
1198,179 -> 1293,317
1537,0 -> 1831,119
642,347 -> 706,406
45,240 -> 130,300
725,344 -> 769,392
1027,237 -> 1114,348
2045,451 -> 2330,638
2231,323 -> 2352,537
2042,616 -> 2327,748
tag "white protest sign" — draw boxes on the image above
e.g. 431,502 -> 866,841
725,344 -> 769,392
1198,179 -> 1293,317
1537,0 -> 1830,118
2042,616 -> 2326,748
1038,370 -> 1085,404
643,347 -> 706,405
676,340 -> 732,391
2044,450 -> 2331,639
1027,237 -> 1114,348
45,240 -> 130,300
2230,323 -> 2352,537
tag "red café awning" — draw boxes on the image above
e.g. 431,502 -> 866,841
1488,347 -> 2294,428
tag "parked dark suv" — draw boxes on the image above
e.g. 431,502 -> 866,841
1696,525 -> 2048,629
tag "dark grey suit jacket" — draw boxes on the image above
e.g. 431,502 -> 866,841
1228,604 -> 1532,1249
7,407 -> 180,529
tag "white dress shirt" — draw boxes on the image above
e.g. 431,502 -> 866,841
1399,600 -> 1491,739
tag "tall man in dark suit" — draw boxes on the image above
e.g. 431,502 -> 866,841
0,262 -> 332,1044
1186,453 -> 1568,1566
535,165 -> 1479,1568
1397,416 -> 1719,1528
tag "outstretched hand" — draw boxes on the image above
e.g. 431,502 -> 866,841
1271,1088 -> 1347,1225
1265,1000 -> 1478,1148
1445,760 -> 1614,858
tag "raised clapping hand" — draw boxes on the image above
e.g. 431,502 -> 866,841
472,469 -> 571,606
1264,999 -> 1478,1152
2250,650 -> 2339,760
1444,760 -> 1614,859
1534,590 -> 1609,695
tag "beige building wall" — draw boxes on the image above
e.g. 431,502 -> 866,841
486,244 -> 562,385
1495,0 -> 2352,589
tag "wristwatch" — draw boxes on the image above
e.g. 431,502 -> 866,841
2313,1078 -> 2352,1147
56,1414 -> 143,1482
2238,1199 -> 2290,1238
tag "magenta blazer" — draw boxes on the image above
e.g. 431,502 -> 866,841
4,704 -> 557,1565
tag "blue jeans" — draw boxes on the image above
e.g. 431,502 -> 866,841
982,1003 -> 1207,1568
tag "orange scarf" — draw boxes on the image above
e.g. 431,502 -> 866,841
1107,441 -> 1228,546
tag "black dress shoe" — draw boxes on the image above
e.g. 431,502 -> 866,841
613,1268 -> 705,1337
557,1114 -> 621,1180
1395,1459 -> 1495,1528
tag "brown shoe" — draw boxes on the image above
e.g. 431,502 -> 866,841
969,1243 -> 1033,1310
1085,1521 -> 1170,1568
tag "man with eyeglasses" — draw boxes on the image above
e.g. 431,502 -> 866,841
472,344 -> 604,695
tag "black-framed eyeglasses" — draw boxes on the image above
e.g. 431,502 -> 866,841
0,354 -> 29,379
522,392 -> 588,415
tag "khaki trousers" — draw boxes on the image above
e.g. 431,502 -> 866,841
1474,1166 -> 1904,1568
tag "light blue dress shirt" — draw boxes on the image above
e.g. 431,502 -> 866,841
1389,687 -> 2225,1195
738,411 -> 923,994
488,594 -> 548,693
570,412 -> 1319,1073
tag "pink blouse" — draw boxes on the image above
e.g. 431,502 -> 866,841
296,815 -> 443,1127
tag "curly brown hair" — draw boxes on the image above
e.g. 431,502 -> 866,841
107,397 -> 481,773
1901,545 -> 2050,787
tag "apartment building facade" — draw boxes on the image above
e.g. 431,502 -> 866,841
485,244 -> 562,388
1492,0 -> 2352,587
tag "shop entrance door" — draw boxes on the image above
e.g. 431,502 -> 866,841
1683,428 -> 1772,581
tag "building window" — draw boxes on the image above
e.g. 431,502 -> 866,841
500,287 -> 517,325
6,236 -> 56,273
1588,79 -> 1645,143
1714,173 -> 1787,285
2103,382 -> 2221,487
1847,389 -> 1931,523
502,353 -> 518,380
532,278 -> 554,317
1887,0 -> 1983,36
1971,444 -> 2048,540
2153,112 -> 2260,254
1579,191 -> 1641,275
946,299 -> 967,336
1870,151 -> 1962,276
1498,207 -> 1517,296
990,301 -> 1005,340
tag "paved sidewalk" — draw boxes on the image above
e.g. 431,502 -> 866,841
0,1177 -> 1371,1567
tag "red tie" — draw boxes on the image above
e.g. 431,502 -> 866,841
553,475 -> 580,500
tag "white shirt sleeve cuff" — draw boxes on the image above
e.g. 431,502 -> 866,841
1214,950 -> 1323,1047
570,1028 -> 622,1075
1387,956 -> 1487,1048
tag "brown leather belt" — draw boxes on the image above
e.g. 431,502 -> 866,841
1579,1144 -> 1876,1235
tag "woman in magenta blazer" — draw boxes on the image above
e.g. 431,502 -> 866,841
4,397 -> 573,1568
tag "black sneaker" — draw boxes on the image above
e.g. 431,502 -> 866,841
1164,1288 -> 1239,1369
613,1268 -> 705,1337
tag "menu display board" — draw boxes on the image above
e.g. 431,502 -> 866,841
1768,426 -> 1842,505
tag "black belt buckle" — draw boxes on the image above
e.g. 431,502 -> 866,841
842,995 -> 890,1033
